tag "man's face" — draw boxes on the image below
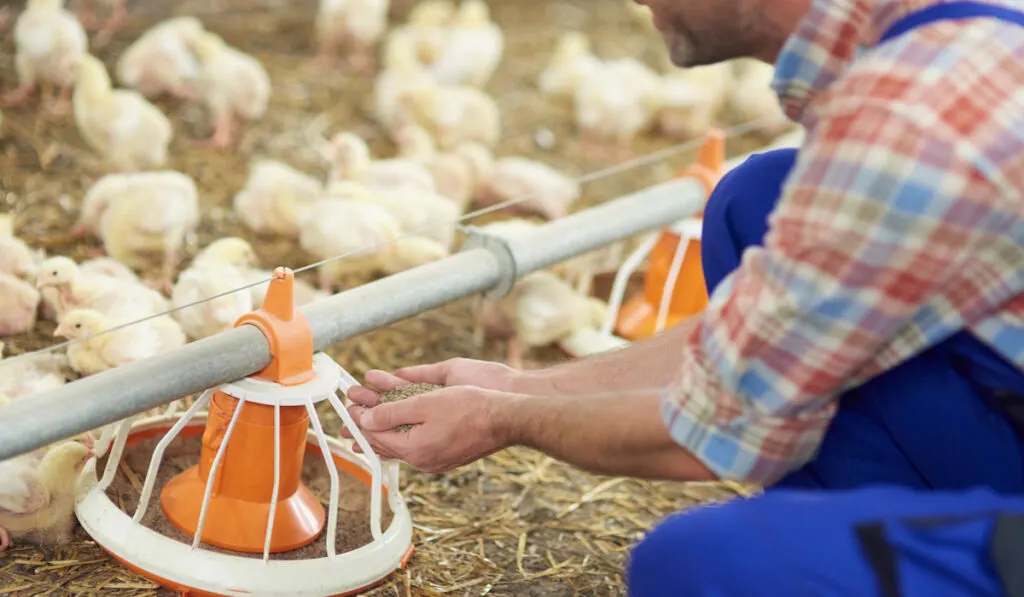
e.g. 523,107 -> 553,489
636,0 -> 803,67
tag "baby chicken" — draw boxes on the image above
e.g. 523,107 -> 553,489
428,0 -> 503,87
1,0 -> 88,117
0,273 -> 41,337
72,54 -> 173,172
315,0 -> 390,72
234,159 -> 323,238
341,180 -> 460,250
0,235 -> 45,280
0,341 -> 69,399
327,131 -> 437,194
397,82 -> 500,150
75,171 -> 201,289
187,31 -> 271,149
382,0 -> 453,69
171,237 -> 257,340
480,270 -> 608,369
36,256 -> 169,321
116,16 -> 205,100
393,123 -> 482,210
573,58 -> 664,160
373,43 -> 436,136
473,155 -> 581,220
55,308 -> 186,375
0,440 -> 92,553
537,31 -> 602,101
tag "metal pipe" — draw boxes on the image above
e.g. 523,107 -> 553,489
0,177 -> 707,461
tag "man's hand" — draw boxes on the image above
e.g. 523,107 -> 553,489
386,357 -> 549,394
342,369 -> 521,473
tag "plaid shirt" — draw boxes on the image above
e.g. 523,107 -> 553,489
662,0 -> 1024,483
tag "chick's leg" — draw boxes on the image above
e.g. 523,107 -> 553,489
317,266 -> 334,293
42,85 -> 72,119
158,249 -> 179,294
200,109 -> 236,149
1,82 -> 35,109
0,526 -> 9,552
75,0 -> 99,29
316,34 -> 342,69
96,0 -> 127,41
505,334 -> 526,371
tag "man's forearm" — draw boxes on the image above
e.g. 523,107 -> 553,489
521,317 -> 699,396
495,389 -> 716,481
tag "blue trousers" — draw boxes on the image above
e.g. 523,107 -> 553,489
627,149 -> 1024,596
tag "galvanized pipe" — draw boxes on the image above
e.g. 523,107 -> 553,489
0,177 -> 707,461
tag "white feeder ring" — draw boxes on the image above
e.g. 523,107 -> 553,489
459,225 -> 519,300
219,353 -> 341,406
75,413 -> 415,597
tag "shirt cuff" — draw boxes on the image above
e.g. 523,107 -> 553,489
659,389 -> 834,484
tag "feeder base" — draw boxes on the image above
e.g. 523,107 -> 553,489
161,465 -> 326,554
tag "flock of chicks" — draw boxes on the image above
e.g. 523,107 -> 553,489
0,0 -> 792,559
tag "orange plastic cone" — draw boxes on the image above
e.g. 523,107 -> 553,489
615,130 -> 725,340
161,268 -> 326,553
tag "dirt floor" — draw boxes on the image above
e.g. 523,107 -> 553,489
0,0 -> 767,594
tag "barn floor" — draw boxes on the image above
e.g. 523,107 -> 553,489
0,0 -> 765,594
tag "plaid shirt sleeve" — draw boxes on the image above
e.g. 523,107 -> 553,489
660,83 -> 1003,484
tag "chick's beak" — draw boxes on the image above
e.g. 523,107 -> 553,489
35,277 -> 46,289
53,323 -> 70,338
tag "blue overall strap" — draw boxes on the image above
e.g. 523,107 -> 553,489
879,1 -> 1024,44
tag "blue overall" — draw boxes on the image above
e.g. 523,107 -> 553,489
627,4 -> 1024,595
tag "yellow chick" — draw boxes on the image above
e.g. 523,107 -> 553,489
36,256 -> 170,321
55,308 -> 186,375
0,273 -> 41,336
538,32 -> 602,100
1,0 -> 88,117
299,185 -> 446,291
373,42 -> 436,136
115,16 -> 205,100
393,123 -> 482,211
187,31 -> 271,149
657,62 -> 734,141
71,54 -> 173,172
326,131 -> 437,194
397,82 -> 500,150
573,58 -> 665,161
171,237 -> 257,340
338,178 -> 460,250
382,0 -> 454,70
233,159 -> 323,238
473,155 -> 581,220
428,0 -> 503,88
0,440 -> 92,553
315,0 -> 390,72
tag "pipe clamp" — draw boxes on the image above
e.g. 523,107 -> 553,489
459,226 -> 518,299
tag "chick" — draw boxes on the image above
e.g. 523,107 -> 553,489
373,43 -> 436,136
339,180 -> 460,250
393,123 -> 481,210
0,341 -> 70,399
573,58 -> 664,160
481,270 -> 608,369
473,154 -> 581,220
397,82 -> 500,150
428,0 -> 503,87
315,0 -> 390,72
537,32 -> 601,100
55,308 -> 186,375
171,237 -> 257,340
326,131 -> 437,194
299,184 -> 447,291
71,54 -> 173,172
0,440 -> 92,553
0,235 -> 45,280
187,31 -> 271,149
0,0 -> 88,117
35,256 -> 169,321
383,0 -> 454,69
36,256 -> 140,322
75,171 -> 201,290
115,16 -> 205,100
0,273 -> 41,337
657,63 -> 733,140
234,159 -> 323,238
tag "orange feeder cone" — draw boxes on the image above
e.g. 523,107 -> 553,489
161,267 -> 326,554
615,130 -> 725,341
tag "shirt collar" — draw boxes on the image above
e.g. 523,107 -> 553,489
770,0 -> 949,124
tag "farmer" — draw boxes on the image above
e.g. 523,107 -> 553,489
347,0 -> 1024,594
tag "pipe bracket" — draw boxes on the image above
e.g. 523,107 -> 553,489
459,226 -> 518,299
